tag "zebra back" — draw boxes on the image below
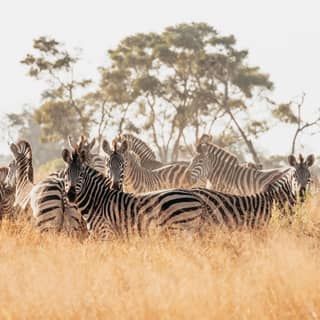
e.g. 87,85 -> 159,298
30,170 -> 88,238
188,142 -> 287,195
192,168 -> 296,229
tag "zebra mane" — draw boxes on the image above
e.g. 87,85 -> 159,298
197,134 -> 239,165
298,154 -> 304,164
204,143 -> 239,166
120,133 -> 157,161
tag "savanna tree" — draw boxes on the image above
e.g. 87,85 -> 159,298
21,36 -> 94,142
99,23 -> 273,162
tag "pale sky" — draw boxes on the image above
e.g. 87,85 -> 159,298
1,0 -> 320,157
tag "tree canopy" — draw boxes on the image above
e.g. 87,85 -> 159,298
6,22 -> 317,166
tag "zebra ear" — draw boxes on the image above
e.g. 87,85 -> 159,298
102,139 -> 112,155
306,154 -> 315,167
119,141 -> 128,153
62,149 -> 72,164
196,143 -> 208,155
10,143 -> 19,157
288,155 -> 297,167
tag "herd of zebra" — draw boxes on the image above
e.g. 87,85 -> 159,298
0,133 -> 316,240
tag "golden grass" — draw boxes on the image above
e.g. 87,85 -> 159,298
1,195 -> 320,319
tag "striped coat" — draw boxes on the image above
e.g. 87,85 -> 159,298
62,148 -> 207,240
188,142 -> 289,195
119,133 -> 189,170
0,166 -> 15,219
9,140 -> 34,215
192,169 -> 297,229
103,139 -> 203,194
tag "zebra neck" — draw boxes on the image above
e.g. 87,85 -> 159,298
124,156 -> 160,188
122,134 -> 156,161
76,167 -> 112,217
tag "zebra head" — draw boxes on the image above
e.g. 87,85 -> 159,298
288,154 -> 315,201
102,139 -> 126,191
187,143 -> 210,184
68,135 -> 106,174
68,135 -> 94,163
62,148 -> 86,203
9,140 -> 34,184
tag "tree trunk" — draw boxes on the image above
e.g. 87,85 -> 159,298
223,82 -> 260,164
171,127 -> 184,162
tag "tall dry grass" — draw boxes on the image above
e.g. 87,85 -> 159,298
1,194 -> 320,319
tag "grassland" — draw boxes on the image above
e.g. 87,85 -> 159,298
1,195 -> 320,319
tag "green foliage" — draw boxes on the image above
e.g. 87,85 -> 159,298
98,22 -> 273,161
19,25 -> 280,163
34,101 -> 80,142
21,36 -> 94,143
272,103 -> 299,124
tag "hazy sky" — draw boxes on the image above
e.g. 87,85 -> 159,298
1,0 -> 320,157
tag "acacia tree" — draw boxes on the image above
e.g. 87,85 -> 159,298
270,93 -> 320,154
99,23 -> 273,162
21,36 -> 94,142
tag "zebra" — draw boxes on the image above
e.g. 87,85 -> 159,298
0,166 -> 15,219
288,154 -> 315,201
30,170 -> 88,238
30,136 -> 102,237
9,140 -> 34,215
68,135 -> 106,174
242,162 -> 263,170
61,147 -> 208,240
187,142 -> 289,195
119,133 -> 161,169
106,146 -> 299,229
118,133 -> 189,169
102,138 -> 203,194
191,168 -> 297,229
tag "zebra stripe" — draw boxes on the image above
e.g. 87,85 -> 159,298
192,169 -> 297,229
103,139 -> 203,194
62,148 -> 207,240
288,154 -> 315,201
30,171 -> 87,237
0,166 -> 15,219
120,133 -> 157,162
69,135 -> 106,174
188,142 -> 288,195
9,140 -> 34,215
119,134 -> 189,170
30,136 -> 104,236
